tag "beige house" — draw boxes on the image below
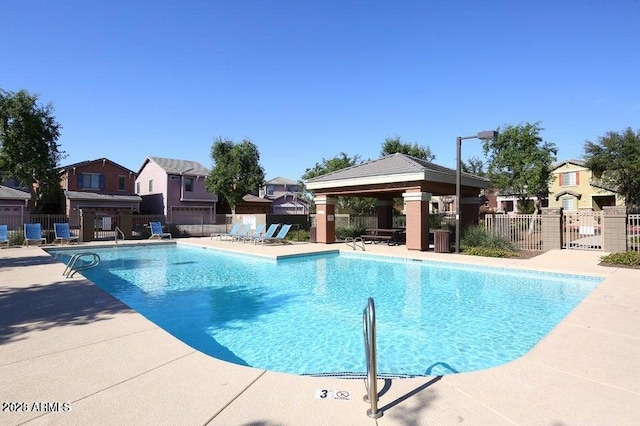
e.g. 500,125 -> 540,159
548,159 -> 624,211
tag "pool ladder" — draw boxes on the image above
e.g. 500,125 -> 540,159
115,226 -> 125,243
63,252 -> 101,278
345,237 -> 366,251
363,297 -> 382,418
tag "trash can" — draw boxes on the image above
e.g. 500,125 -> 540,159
433,229 -> 450,253
310,226 -> 317,243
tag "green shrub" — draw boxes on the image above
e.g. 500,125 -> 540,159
430,215 -> 455,232
335,225 -> 365,240
9,230 -> 24,246
166,224 -> 189,238
285,229 -> 309,242
600,251 -> 640,266
463,246 -> 519,258
461,225 -> 516,251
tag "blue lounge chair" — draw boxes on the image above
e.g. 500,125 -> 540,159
255,224 -> 292,245
247,223 -> 279,244
230,223 -> 254,242
0,225 -> 9,248
219,223 -> 251,241
211,222 -> 241,240
149,221 -> 172,239
53,223 -> 79,245
238,223 -> 266,243
24,223 -> 46,246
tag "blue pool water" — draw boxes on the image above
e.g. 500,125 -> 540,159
48,245 -> 602,376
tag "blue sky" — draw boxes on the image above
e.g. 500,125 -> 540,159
3,0 -> 639,181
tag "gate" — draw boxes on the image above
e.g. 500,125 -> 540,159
563,210 -> 603,251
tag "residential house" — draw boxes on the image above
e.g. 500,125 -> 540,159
0,185 -> 31,225
260,177 -> 309,214
59,158 -> 141,222
548,159 -> 624,211
136,156 -> 218,223
494,192 -> 546,214
234,194 -> 272,214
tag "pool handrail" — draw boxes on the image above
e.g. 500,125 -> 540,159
63,252 -> 101,278
363,297 -> 382,418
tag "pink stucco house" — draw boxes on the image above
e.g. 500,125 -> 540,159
135,156 -> 218,223
260,177 -> 309,214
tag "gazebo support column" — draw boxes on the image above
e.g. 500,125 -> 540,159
461,197 -> 483,232
377,199 -> 394,228
403,192 -> 431,251
315,195 -> 336,244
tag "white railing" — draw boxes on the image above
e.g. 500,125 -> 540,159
628,214 -> 640,253
484,213 -> 543,251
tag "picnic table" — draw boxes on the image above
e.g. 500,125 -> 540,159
360,228 -> 406,246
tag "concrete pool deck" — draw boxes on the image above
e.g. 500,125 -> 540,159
1,239 -> 639,425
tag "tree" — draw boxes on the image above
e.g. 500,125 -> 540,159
461,156 -> 486,177
380,136 -> 435,161
302,153 -> 376,214
206,137 -> 265,213
583,127 -> 640,212
483,122 -> 557,210
0,89 -> 65,211
302,152 -> 361,180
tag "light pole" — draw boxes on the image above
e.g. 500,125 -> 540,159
455,130 -> 498,253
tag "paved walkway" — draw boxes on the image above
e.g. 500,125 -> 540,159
1,240 -> 639,425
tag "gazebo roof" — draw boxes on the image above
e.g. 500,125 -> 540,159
305,153 -> 488,195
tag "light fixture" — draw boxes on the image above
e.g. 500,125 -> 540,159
455,130 -> 498,253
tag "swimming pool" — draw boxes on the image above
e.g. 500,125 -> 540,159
48,245 -> 602,376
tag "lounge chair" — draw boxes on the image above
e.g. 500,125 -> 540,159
254,224 -> 292,245
219,223 -> 251,241
0,225 -> 9,248
230,223 -> 254,242
24,223 -> 46,246
53,223 -> 79,245
211,222 -> 241,240
149,221 -> 172,239
238,223 -> 266,243
246,223 -> 279,244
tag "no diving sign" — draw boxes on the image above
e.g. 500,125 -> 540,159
315,389 -> 352,401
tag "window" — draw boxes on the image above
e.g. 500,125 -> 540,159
118,176 -> 126,191
136,182 -> 140,194
148,179 -> 153,192
267,185 -> 274,196
78,173 -> 103,190
562,197 -> 575,210
184,177 -> 194,192
561,171 -> 577,186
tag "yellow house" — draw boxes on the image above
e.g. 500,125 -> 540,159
548,159 -> 624,211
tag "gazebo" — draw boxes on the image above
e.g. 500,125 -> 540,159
305,153 -> 489,251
